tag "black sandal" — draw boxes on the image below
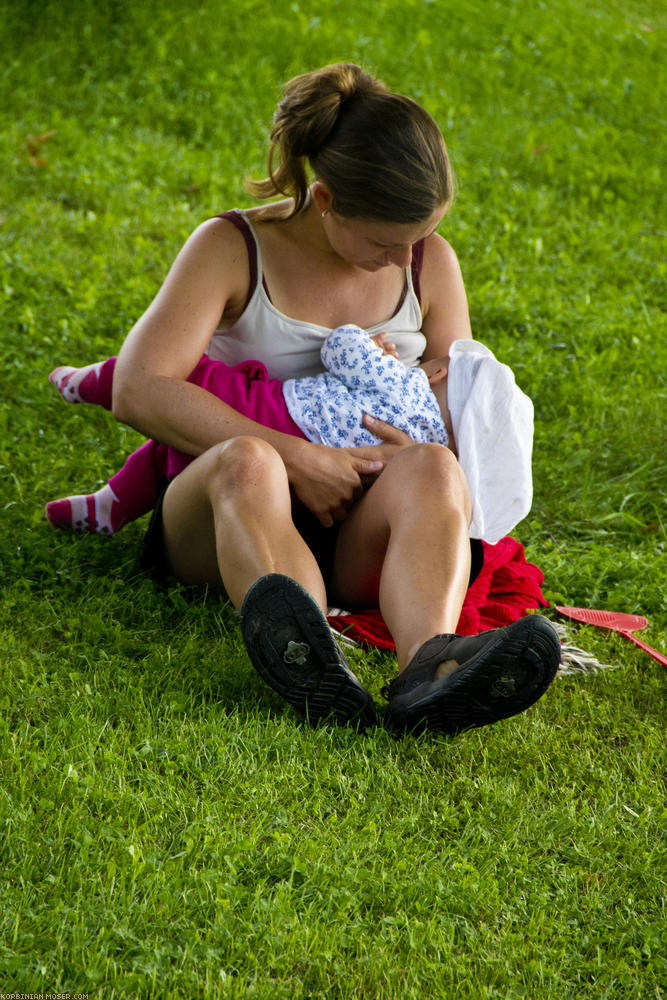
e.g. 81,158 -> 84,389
384,615 -> 561,735
241,573 -> 378,730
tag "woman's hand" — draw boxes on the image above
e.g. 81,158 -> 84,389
362,413 -> 414,444
283,437 -> 384,528
279,418 -> 414,528
341,415 -> 415,496
243,417 -> 413,528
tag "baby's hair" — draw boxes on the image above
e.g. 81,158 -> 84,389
246,63 -> 453,223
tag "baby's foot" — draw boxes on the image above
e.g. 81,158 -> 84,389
45,484 -> 126,535
49,361 -> 109,405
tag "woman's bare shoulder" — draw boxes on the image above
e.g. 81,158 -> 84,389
419,232 -> 472,356
162,215 -> 251,318
420,232 -> 463,284
186,214 -> 251,266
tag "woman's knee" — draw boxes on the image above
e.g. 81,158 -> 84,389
392,442 -> 463,483
205,436 -> 288,495
387,444 -> 471,514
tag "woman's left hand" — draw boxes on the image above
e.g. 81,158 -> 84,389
344,414 -> 415,483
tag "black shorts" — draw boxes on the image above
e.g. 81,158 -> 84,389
139,478 -> 172,582
139,484 -> 346,586
141,481 -> 484,592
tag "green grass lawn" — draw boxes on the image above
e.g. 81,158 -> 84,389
1,0 -> 665,997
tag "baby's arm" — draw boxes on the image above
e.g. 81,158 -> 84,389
370,332 -> 399,358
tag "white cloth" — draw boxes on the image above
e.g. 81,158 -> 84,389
447,339 -> 534,545
283,325 -> 448,448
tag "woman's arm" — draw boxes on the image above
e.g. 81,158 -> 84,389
419,233 -> 473,361
112,218 -> 251,449
112,218 -> 384,526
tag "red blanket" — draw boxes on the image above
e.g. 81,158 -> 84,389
327,537 -> 547,651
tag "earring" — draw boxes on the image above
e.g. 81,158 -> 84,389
321,209 -> 329,217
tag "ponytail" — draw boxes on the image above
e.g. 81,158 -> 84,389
246,63 -> 453,223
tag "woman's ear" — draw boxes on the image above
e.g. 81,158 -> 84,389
311,180 -> 334,215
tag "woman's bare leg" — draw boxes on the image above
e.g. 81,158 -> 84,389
159,436 -> 327,609
331,443 -> 561,735
330,444 -> 472,669
158,436 -> 376,728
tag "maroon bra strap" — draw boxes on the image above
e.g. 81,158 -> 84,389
411,238 -> 425,307
217,210 -> 258,312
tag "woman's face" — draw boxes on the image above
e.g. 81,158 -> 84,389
318,195 -> 446,272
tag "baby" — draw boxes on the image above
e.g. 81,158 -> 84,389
47,326 -> 533,545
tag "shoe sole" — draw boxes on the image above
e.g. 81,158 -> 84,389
387,615 -> 561,736
240,574 -> 377,730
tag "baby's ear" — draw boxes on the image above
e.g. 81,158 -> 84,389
427,365 -> 448,385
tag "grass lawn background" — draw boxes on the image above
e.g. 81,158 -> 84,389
0,0 -> 665,997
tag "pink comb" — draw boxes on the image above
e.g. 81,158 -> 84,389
556,606 -> 667,668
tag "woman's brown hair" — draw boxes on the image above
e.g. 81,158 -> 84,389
246,63 -> 453,223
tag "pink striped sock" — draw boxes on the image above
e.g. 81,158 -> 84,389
49,358 -> 115,408
45,484 -> 126,535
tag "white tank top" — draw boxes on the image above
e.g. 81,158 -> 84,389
206,210 -> 426,381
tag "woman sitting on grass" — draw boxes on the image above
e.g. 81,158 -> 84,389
51,62 -> 560,734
